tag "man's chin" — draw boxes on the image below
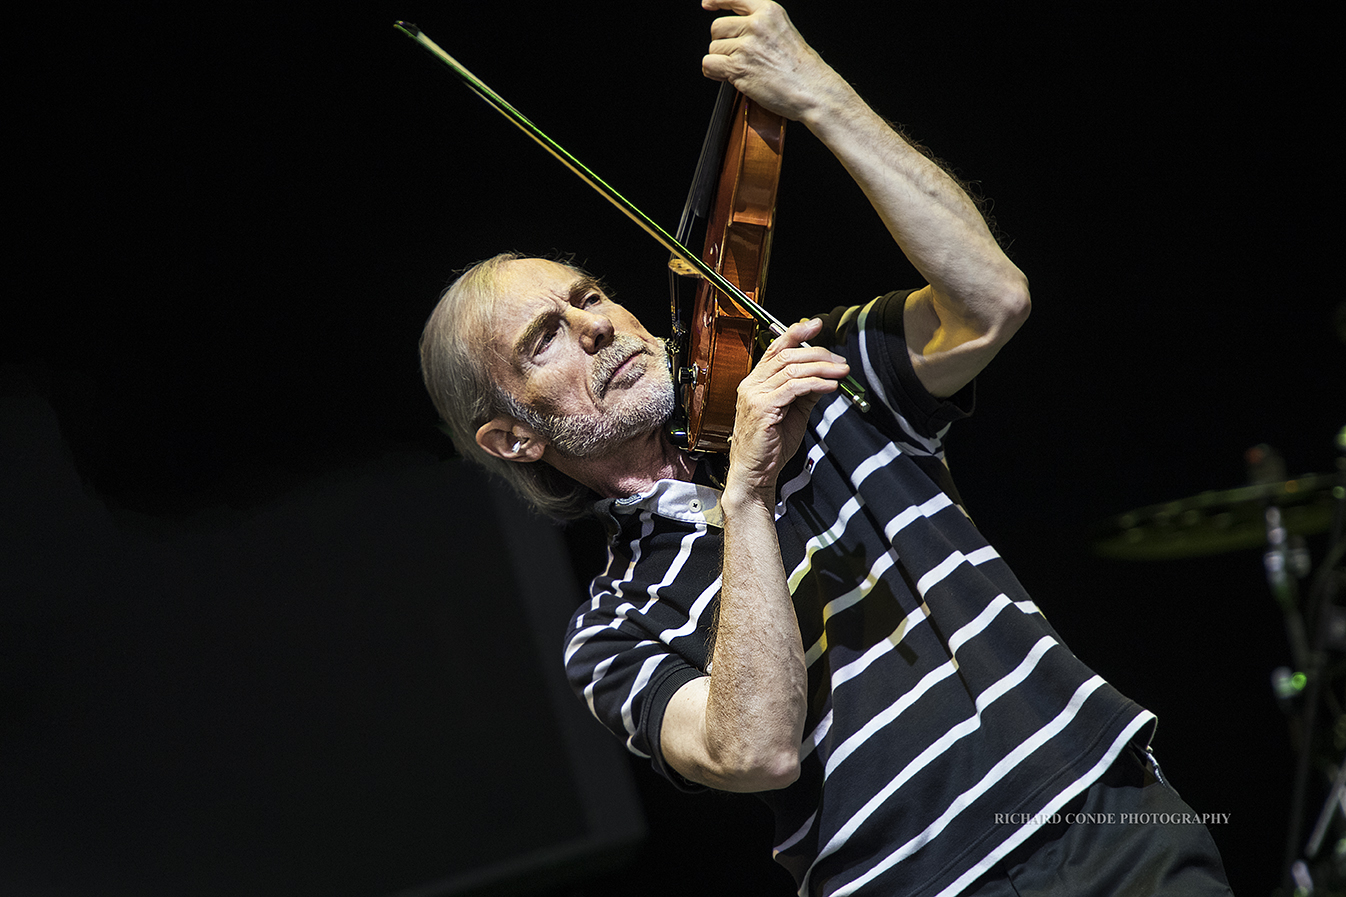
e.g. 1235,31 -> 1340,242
541,385 -> 676,460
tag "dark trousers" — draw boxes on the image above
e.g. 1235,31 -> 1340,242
962,746 -> 1234,896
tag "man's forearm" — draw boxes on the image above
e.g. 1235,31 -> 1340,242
702,483 -> 808,788
657,487 -> 807,793
802,82 -> 1026,331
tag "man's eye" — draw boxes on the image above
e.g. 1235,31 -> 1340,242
582,293 -> 602,307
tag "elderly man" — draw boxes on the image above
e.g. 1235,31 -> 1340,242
419,2 -> 1232,894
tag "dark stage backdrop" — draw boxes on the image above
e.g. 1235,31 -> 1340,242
6,3 -> 1341,896
0,391 -> 645,896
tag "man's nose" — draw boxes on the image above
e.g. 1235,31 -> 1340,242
571,307 -> 615,354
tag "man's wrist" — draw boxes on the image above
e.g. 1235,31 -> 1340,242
720,477 -> 777,519
798,75 -> 865,137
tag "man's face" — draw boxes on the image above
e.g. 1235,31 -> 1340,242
486,258 -> 675,457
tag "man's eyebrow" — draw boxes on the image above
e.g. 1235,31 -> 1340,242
510,276 -> 606,358
567,275 -> 604,303
512,307 -> 556,360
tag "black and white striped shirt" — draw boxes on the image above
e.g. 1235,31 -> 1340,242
564,291 -> 1154,897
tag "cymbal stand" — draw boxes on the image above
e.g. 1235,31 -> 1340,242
1282,429 -> 1346,892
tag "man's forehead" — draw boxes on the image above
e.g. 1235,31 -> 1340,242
495,257 -> 587,299
482,259 -> 592,357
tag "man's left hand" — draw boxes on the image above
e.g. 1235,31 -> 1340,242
700,0 -> 845,123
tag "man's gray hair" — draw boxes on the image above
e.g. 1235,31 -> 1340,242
419,252 -> 596,520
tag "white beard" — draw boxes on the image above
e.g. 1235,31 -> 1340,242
514,335 -> 676,459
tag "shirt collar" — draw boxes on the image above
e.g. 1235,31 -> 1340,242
594,477 -> 723,528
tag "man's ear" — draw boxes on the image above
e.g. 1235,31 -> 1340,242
475,416 -> 547,463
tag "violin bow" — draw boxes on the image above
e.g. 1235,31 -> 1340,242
394,21 -> 869,412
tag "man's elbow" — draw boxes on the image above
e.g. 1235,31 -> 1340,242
699,723 -> 803,791
982,273 -> 1030,348
997,272 -> 1032,333
753,746 -> 803,790
715,746 -> 802,792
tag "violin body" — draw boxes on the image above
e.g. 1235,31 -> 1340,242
672,90 -> 786,453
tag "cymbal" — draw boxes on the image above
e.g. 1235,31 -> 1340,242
1092,472 -> 1343,560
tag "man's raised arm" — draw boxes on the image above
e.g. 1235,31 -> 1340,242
702,0 -> 1031,398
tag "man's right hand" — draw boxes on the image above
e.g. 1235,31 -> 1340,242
724,316 -> 849,504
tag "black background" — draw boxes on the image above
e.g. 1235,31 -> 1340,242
6,3 -> 1342,895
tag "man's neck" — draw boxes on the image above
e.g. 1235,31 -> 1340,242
545,427 -> 696,500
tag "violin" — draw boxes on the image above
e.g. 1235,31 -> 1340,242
394,22 -> 868,451
667,83 -> 786,453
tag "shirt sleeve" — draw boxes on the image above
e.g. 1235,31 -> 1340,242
563,524 -> 721,791
819,290 -> 974,446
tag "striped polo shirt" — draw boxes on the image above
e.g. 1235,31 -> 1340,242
564,291 -> 1154,896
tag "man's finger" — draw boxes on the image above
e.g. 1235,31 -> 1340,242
709,15 -> 748,40
761,318 -> 824,358
702,0 -> 763,14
